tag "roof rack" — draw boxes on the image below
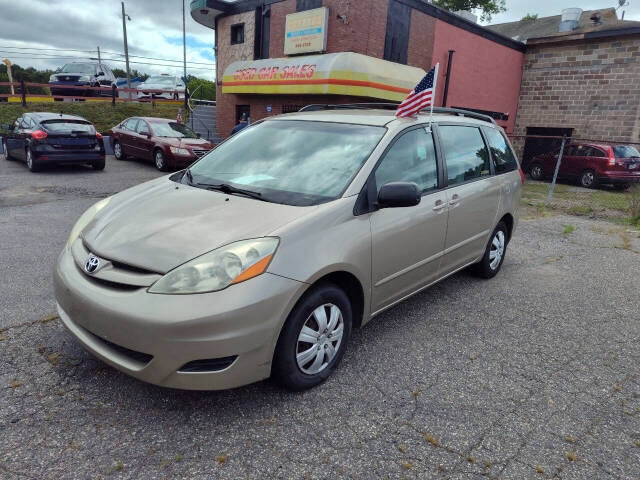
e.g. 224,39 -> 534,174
298,103 -> 497,125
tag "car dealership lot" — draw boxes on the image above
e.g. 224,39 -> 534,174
1,157 -> 639,479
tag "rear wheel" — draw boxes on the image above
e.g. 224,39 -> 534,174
154,149 -> 168,171
471,221 -> 508,279
272,283 -> 352,391
529,163 -> 544,181
92,158 -> 105,170
26,148 -> 40,172
113,140 -> 126,160
580,169 -> 598,189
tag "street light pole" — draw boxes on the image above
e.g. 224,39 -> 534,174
121,1 -> 132,99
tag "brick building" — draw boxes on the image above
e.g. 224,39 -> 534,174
191,0 -> 525,139
488,8 -> 640,162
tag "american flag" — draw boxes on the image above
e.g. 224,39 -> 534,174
396,64 -> 439,118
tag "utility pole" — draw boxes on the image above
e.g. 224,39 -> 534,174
182,0 -> 187,84
97,46 -> 101,64
121,1 -> 132,99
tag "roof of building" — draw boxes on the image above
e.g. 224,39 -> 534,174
487,8 -> 640,42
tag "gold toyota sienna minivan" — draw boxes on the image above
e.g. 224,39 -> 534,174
54,106 -> 523,391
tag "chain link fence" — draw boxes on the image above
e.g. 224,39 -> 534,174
508,134 -> 640,226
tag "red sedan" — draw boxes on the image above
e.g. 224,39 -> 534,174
110,117 -> 215,171
528,142 -> 640,189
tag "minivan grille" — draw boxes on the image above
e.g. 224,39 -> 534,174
86,330 -> 153,365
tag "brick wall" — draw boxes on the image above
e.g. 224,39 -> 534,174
512,36 -> 640,156
216,11 -> 256,85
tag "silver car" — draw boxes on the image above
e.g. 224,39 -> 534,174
54,106 -> 523,391
136,75 -> 186,100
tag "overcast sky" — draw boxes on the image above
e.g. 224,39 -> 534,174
0,0 -> 638,81
0,0 -> 216,80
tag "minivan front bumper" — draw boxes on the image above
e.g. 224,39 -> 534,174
53,247 -> 306,390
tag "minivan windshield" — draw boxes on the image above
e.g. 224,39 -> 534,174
613,145 -> 640,158
187,120 -> 385,206
59,63 -> 96,74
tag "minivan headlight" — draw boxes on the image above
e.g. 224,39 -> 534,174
148,238 -> 279,294
67,197 -> 111,247
49,74 -> 57,82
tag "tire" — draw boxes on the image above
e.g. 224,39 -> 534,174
26,148 -> 40,172
580,169 -> 598,189
272,283 -> 352,391
154,149 -> 168,171
471,221 -> 508,279
92,158 -> 105,170
529,163 -> 544,181
113,140 -> 126,160
2,139 -> 12,160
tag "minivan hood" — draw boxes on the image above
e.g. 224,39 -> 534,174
83,178 -> 311,273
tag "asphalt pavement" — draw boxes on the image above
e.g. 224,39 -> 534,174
1,155 -> 639,479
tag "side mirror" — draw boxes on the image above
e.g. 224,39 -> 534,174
377,182 -> 421,209
97,72 -> 105,77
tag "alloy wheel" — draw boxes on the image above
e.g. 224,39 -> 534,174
114,142 -> 122,158
530,165 -> 542,179
26,150 -> 33,169
155,151 -> 165,170
296,304 -> 344,375
489,230 -> 505,270
581,171 -> 595,187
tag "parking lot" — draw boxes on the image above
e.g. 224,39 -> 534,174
1,155 -> 639,479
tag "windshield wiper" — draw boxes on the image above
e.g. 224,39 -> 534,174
183,169 -> 194,185
199,183 -> 265,201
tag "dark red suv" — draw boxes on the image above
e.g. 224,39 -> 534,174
528,142 -> 640,189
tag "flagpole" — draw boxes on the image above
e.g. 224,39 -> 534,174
429,63 -> 439,130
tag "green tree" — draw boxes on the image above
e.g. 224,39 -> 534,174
433,0 -> 506,22
521,13 -> 538,21
111,68 -> 149,81
187,76 -> 216,101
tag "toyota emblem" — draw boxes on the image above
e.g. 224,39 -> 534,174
85,255 -> 100,274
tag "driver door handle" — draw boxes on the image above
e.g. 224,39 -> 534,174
449,194 -> 460,206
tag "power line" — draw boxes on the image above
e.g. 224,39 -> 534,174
0,45 -> 215,67
1,55 -> 215,71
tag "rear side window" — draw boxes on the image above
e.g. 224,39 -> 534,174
122,118 -> 139,131
42,120 -> 95,134
484,128 -> 517,174
375,128 -> 438,193
613,145 -> 640,158
585,147 -> 605,157
439,125 -> 490,185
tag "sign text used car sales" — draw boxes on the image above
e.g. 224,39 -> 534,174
233,64 -> 317,81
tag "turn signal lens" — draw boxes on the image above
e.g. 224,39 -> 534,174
95,132 -> 103,140
31,130 -> 47,140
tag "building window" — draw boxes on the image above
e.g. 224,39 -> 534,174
282,105 -> 305,114
384,0 -> 411,65
236,105 -> 250,124
231,23 -> 245,45
296,0 -> 322,12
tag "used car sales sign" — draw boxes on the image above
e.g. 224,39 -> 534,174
284,7 -> 329,55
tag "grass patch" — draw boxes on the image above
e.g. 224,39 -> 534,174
0,102 -> 188,134
522,180 -> 637,224
563,225 -> 575,235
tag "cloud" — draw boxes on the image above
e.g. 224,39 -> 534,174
0,0 -> 216,80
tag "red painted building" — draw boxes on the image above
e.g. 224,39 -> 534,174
191,0 -> 525,138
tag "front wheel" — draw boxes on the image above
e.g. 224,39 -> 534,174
580,169 -> 598,189
272,283 -> 352,391
154,149 -> 168,171
26,148 -> 40,172
92,158 -> 105,170
471,221 -> 508,279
